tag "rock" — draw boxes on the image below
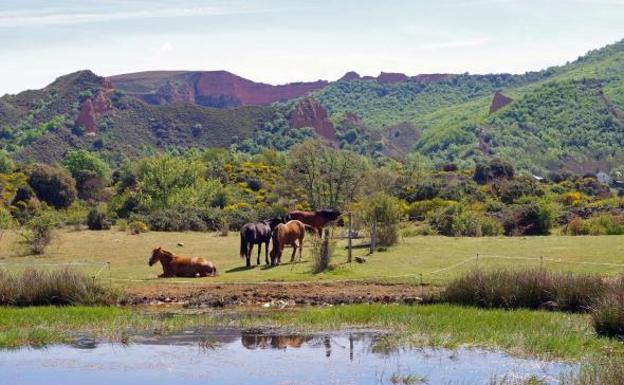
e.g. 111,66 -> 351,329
489,91 -> 513,114
355,256 -> 367,264
289,97 -> 336,141
177,242 -> 184,247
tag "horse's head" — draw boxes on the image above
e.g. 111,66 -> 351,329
148,247 -> 162,266
265,216 -> 286,230
316,209 -> 342,222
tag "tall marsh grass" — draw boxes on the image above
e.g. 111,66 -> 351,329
444,269 -> 624,340
0,268 -> 118,306
443,269 -> 607,312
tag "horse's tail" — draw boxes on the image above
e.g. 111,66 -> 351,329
239,234 -> 247,258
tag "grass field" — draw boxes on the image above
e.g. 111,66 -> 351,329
1,229 -> 624,286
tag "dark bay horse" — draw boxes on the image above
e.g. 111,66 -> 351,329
270,220 -> 306,266
148,247 -> 217,277
240,217 -> 284,267
287,209 -> 342,236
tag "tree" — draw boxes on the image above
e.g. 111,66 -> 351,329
136,154 -> 221,211
63,150 -> 110,200
27,164 -> 77,208
288,140 -> 370,209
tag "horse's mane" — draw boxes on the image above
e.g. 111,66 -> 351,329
156,248 -> 174,262
315,209 -> 341,221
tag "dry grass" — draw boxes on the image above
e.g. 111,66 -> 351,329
0,268 -> 118,306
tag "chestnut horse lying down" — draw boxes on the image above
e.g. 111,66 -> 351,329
269,220 -> 306,266
148,247 -> 217,277
287,209 -> 342,236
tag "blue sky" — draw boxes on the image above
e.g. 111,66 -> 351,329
1,0 -> 624,95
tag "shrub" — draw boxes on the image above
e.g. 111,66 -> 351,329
503,201 -> 555,236
0,268 -> 117,306
473,159 -> 514,185
20,213 -> 56,254
443,269 -> 607,312
495,177 -> 544,204
358,192 -> 402,246
565,217 -> 590,235
0,150 -> 13,173
429,203 -> 501,237
564,214 -> 624,236
87,208 -> 111,230
27,164 -> 77,208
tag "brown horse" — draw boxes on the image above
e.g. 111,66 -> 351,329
269,220 -> 306,266
287,209 -> 342,236
148,247 -> 217,277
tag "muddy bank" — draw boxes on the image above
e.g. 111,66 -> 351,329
123,281 -> 437,307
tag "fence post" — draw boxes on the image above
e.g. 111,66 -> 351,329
476,253 -> 479,270
347,212 -> 353,263
370,221 -> 377,255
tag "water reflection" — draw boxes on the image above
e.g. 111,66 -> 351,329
0,330 -> 577,385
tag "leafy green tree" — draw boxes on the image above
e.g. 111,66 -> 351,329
63,150 -> 111,200
288,140 -> 370,209
136,154 -> 221,211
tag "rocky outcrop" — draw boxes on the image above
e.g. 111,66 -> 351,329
377,72 -> 410,84
339,71 -> 361,81
75,88 -> 112,135
75,99 -> 97,135
289,97 -> 336,141
489,91 -> 513,114
109,71 -> 329,107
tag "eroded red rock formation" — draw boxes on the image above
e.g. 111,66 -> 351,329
489,91 -> 513,114
289,97 -> 336,141
76,99 -> 97,135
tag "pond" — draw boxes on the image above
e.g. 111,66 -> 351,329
0,329 -> 576,385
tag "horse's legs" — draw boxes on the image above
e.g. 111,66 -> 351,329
299,237 -> 304,262
246,244 -> 253,268
290,244 -> 297,263
265,241 -> 270,265
257,243 -> 261,265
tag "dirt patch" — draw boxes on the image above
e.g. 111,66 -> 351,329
123,281 -> 438,308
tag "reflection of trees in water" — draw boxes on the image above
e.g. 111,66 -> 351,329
240,332 -> 383,361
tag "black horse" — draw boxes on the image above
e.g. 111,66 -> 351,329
239,217 -> 284,267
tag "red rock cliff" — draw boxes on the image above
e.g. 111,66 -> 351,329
289,97 -> 336,142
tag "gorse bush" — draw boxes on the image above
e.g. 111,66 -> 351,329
0,268 -> 118,306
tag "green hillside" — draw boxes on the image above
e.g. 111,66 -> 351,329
309,39 -> 624,173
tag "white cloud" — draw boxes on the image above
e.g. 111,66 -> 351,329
0,5 -> 264,27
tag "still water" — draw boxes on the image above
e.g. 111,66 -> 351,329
0,330 -> 576,385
